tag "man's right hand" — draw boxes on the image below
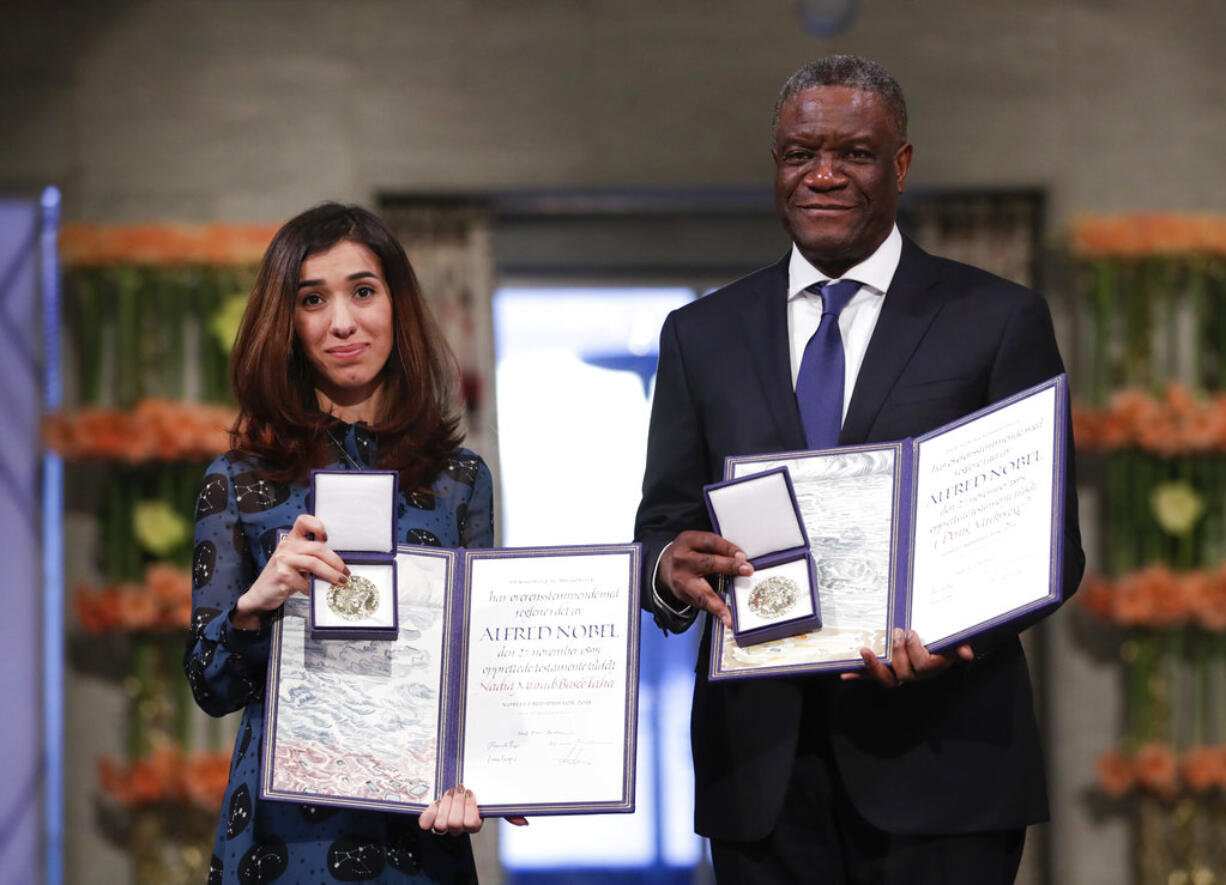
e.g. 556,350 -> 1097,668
658,531 -> 753,629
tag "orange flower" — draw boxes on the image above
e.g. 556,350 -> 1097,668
149,745 -> 188,803
75,565 -> 195,634
1111,571 -> 1160,628
81,588 -> 125,633
1071,214 -> 1226,258
124,758 -> 163,805
1134,741 -> 1179,799
1071,388 -> 1226,454
1135,414 -> 1182,457
1163,383 -> 1196,417
97,756 -> 128,803
74,583 -> 111,632
1108,565 -> 1184,629
1180,406 -> 1226,452
1071,405 -> 1103,450
1096,748 -> 1135,797
166,597 -> 193,630
1181,746 -> 1224,793
117,585 -> 159,630
184,752 -> 232,809
146,563 -> 190,604
1109,388 -> 1158,428
1189,568 -> 1226,632
1078,567 -> 1226,633
60,222 -> 276,267
1078,574 -> 1115,622
96,746 -> 216,807
43,399 -> 236,462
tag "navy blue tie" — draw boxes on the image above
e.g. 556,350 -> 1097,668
795,279 -> 861,449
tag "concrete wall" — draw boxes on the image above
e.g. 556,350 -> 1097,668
4,0 -> 1225,226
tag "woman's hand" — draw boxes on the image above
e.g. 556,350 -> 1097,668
418,785 -> 529,836
231,513 -> 348,630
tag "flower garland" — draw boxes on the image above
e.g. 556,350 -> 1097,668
97,746 -> 231,810
52,237 -> 264,878
44,398 -> 234,462
60,223 -> 278,267
1074,385 -> 1226,456
1079,568 -> 1226,632
1064,229 -> 1226,880
1097,744 -> 1226,799
75,564 -> 191,633
1072,214 -> 1226,259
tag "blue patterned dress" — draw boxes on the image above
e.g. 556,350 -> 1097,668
184,423 -> 492,884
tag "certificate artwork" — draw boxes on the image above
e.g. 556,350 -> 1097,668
266,550 -> 451,810
720,447 -> 900,674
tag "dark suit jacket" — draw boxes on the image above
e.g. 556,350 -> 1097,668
634,236 -> 1085,842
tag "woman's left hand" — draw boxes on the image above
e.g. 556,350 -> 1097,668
418,785 -> 528,835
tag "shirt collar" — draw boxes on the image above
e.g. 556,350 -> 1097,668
786,225 -> 903,302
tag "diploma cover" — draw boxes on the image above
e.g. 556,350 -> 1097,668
710,375 -> 1068,680
262,543 -> 641,816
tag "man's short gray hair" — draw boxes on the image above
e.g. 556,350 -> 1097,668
772,55 -> 908,142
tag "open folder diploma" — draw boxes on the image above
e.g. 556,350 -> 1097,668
710,375 -> 1068,681
262,544 -> 641,816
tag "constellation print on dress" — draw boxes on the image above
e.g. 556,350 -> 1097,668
259,526 -> 285,561
406,528 -> 442,547
237,837 -> 287,885
191,606 -> 221,639
196,473 -> 229,520
226,783 -> 253,838
193,541 -> 217,589
405,487 -> 436,510
386,825 -> 422,875
298,803 -> 340,824
445,453 -> 479,485
327,836 -> 387,880
232,471 -> 290,514
237,719 -> 253,762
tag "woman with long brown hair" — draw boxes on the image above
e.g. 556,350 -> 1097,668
184,203 -> 504,882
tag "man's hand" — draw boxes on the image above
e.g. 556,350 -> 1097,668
658,530 -> 753,628
842,628 -> 973,688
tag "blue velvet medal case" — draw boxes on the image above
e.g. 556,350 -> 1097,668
703,466 -> 821,647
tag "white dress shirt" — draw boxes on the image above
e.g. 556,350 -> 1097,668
651,226 -> 904,622
786,224 -> 903,419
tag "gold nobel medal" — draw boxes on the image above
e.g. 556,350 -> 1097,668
747,575 -> 799,619
326,574 -> 380,620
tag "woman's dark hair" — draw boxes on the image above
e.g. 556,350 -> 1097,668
229,202 -> 462,489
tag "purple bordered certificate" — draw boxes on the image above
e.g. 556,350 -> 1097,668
710,375 -> 1067,681
261,543 -> 641,816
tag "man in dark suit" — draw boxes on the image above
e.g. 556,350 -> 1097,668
634,55 -> 1084,883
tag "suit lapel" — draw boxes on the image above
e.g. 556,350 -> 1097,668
840,237 -> 947,444
739,256 -> 807,451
